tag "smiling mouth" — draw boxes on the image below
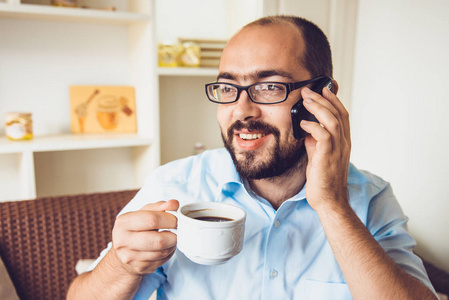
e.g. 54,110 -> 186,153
238,133 -> 267,140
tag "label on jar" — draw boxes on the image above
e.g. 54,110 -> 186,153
6,123 -> 27,140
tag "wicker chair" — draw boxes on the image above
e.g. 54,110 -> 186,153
0,189 -> 137,300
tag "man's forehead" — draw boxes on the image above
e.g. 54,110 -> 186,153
233,23 -> 303,46
217,69 -> 296,82
218,23 -> 307,82
235,21 -> 302,40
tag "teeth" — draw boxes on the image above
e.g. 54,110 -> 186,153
239,133 -> 266,140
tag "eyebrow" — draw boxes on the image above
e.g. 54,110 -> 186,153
217,69 -> 295,82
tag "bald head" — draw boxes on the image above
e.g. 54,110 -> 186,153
221,22 -> 309,81
230,15 -> 333,79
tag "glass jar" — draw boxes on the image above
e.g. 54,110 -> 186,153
5,112 -> 33,141
158,42 -> 183,67
96,96 -> 119,130
51,0 -> 77,7
180,42 -> 201,67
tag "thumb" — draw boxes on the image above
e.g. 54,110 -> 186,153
141,200 -> 180,212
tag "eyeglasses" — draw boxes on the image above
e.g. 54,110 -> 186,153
205,76 -> 326,104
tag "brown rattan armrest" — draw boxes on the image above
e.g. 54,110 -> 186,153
0,189 -> 137,300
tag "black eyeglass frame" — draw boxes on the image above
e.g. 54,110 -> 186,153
205,76 -> 327,104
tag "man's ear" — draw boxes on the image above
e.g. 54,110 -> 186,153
332,79 -> 339,95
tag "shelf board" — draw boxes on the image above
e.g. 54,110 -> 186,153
158,67 -> 218,77
0,3 -> 150,24
0,133 -> 152,154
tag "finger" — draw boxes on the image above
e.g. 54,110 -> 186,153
141,199 -> 180,212
118,230 -> 177,252
301,87 -> 340,119
300,120 -> 333,153
142,245 -> 177,262
115,210 -> 178,232
302,99 -> 341,148
323,87 -> 351,146
115,247 -> 176,274
118,245 -> 177,263
302,87 -> 346,146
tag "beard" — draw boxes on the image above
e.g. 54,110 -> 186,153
221,120 -> 307,180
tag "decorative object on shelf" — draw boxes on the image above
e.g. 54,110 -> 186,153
5,112 -> 33,141
70,86 -> 136,134
79,5 -> 116,11
179,42 -> 201,67
51,0 -> 77,7
158,38 -> 226,68
158,42 -> 183,67
178,38 -> 227,68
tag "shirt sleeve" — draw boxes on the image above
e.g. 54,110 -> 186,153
366,183 -> 437,295
85,241 -> 112,272
85,243 -> 166,300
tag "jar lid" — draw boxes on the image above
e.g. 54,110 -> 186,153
182,41 -> 200,48
5,112 -> 32,122
6,112 -> 31,118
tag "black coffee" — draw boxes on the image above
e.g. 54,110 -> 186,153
194,216 -> 234,222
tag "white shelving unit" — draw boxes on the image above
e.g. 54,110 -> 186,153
0,0 -> 159,201
157,67 -> 222,165
0,2 -> 149,24
154,0 -> 233,165
0,134 -> 152,154
157,67 -> 218,77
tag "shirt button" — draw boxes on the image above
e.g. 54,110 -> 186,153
274,220 -> 281,228
270,269 -> 278,278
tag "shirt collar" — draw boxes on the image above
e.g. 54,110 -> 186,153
212,148 -> 243,187
212,149 -> 307,204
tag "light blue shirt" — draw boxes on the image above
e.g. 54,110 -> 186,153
89,148 -> 435,299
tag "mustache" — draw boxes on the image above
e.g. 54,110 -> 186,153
227,120 -> 279,136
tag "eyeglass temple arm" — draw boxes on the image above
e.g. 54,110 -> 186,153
291,76 -> 327,90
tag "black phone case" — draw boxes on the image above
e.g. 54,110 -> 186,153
291,77 -> 333,140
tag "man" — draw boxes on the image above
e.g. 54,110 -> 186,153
68,16 -> 437,299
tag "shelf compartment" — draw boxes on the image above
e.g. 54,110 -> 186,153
0,3 -> 150,24
158,67 -> 218,77
0,133 -> 152,154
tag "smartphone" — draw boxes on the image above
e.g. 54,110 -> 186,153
291,76 -> 334,140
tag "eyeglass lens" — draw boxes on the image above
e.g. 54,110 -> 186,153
208,83 -> 287,103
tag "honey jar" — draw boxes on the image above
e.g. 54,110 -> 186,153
5,112 -> 33,141
158,42 -> 183,67
51,0 -> 77,7
179,42 -> 201,67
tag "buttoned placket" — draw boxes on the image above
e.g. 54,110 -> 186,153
238,180 -> 306,300
260,201 -> 297,300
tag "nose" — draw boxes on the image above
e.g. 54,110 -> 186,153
232,90 -> 261,121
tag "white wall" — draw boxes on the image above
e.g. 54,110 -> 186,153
351,0 -> 449,271
276,0 -> 358,116
155,0 -> 228,42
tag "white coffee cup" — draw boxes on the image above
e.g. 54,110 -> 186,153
175,202 -> 246,265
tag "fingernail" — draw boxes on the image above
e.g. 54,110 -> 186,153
303,87 -> 311,93
304,98 -> 313,104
